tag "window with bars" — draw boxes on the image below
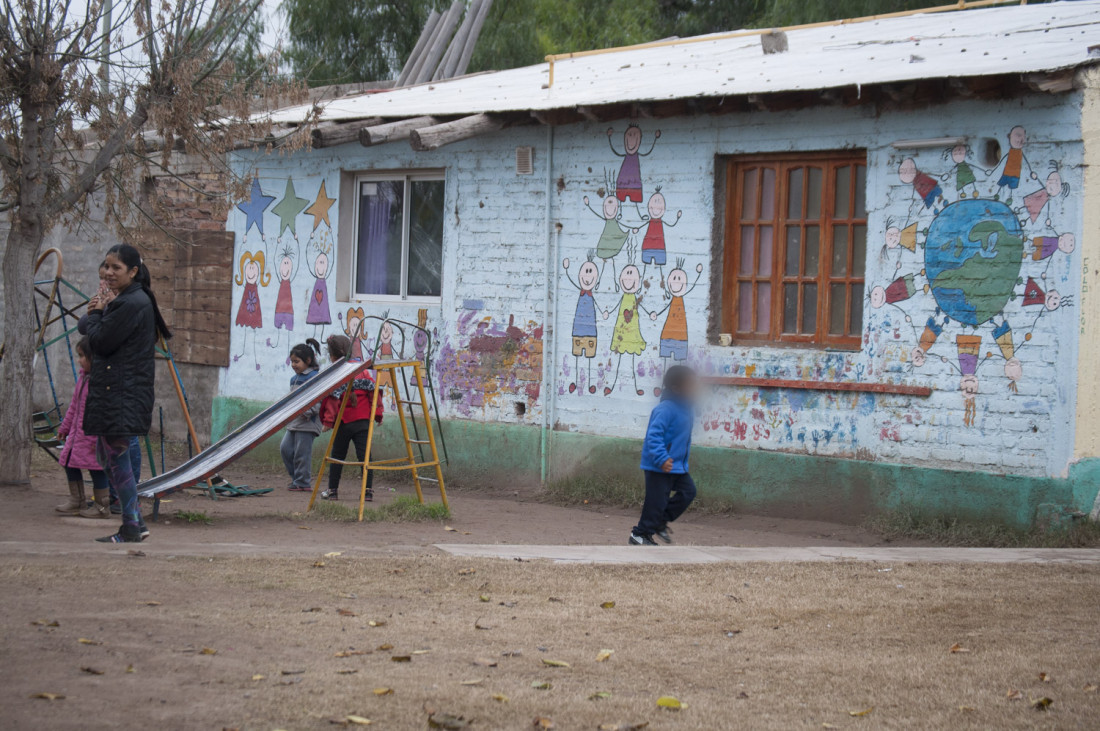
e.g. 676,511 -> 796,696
721,152 -> 867,349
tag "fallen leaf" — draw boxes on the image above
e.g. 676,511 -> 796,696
376,644 -> 393,651
391,656 -> 411,663
339,593 -> 358,599
412,649 -> 431,656
126,549 -> 146,557
499,601 -> 517,608
391,568 -> 405,575
80,666 -> 104,675
532,717 -> 554,729
458,568 -> 476,576
336,669 -> 358,675
958,705 -> 975,712
346,715 -> 372,726
324,552 -> 343,558
334,650 -> 370,658
31,619 -> 60,627
125,665 -> 134,674
473,658 -> 497,667
598,724 -> 647,731
542,659 -> 570,668
251,674 -> 265,681
304,607 -> 323,613
337,608 -> 357,617
281,669 -> 305,675
1006,689 -> 1023,701
600,601 -> 616,609
657,696 -> 687,710
596,649 -> 614,663
298,525 -> 312,530
1084,683 -> 1098,693
141,601 -> 162,606
373,688 -> 393,696
200,647 -> 217,656
501,650 -> 523,657
1030,697 -> 1053,710
949,643 -> 969,653
427,713 -> 471,729
588,690 -> 611,700
1038,672 -> 1053,683
459,679 -> 484,686
737,691 -> 750,699
444,526 -> 457,532
491,693 -> 508,703
29,692 -> 65,700
368,620 -> 386,627
474,618 -> 492,631
548,597 -> 563,603
313,561 -> 326,568
848,707 -> 873,717
531,681 -> 552,690
78,638 -> 103,645
479,595 -> 490,602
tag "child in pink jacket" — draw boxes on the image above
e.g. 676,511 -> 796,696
55,338 -> 110,514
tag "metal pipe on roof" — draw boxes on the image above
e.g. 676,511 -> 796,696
453,0 -> 493,78
436,0 -> 481,81
543,0 -> 1022,86
396,9 -> 442,87
413,0 -> 464,85
403,11 -> 449,88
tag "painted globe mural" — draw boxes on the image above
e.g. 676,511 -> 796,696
923,198 -> 1024,326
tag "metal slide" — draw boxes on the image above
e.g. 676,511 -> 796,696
137,358 -> 366,498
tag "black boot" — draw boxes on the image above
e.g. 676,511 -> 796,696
95,524 -> 143,543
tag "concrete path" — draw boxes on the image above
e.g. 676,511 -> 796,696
434,543 -> 1100,564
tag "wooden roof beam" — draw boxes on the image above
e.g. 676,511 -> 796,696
311,118 -> 383,148
410,113 -> 506,151
360,116 -> 441,147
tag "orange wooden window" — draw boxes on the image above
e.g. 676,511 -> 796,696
722,152 -> 867,349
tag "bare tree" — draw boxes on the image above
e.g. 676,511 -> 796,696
0,0 -> 312,484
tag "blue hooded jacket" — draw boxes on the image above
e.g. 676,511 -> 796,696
639,394 -> 694,474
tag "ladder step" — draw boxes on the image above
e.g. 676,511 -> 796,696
325,458 -> 366,466
417,476 -> 439,483
409,439 -> 430,445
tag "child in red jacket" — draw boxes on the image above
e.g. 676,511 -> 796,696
55,338 -> 109,514
319,334 -> 383,501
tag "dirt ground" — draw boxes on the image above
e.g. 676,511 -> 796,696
3,466 -> 1098,729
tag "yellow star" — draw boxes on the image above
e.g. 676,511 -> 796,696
304,180 -> 336,231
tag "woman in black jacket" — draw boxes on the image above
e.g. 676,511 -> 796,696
81,244 -> 171,543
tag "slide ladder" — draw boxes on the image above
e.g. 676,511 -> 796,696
308,359 -> 448,522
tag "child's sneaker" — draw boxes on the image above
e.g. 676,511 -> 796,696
321,490 -> 339,501
95,526 -> 143,543
629,532 -> 658,546
655,527 -> 672,544
364,488 -> 373,502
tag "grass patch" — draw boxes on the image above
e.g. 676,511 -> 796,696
865,509 -> 1100,548
302,495 -> 449,523
173,509 -> 213,525
541,474 -> 735,514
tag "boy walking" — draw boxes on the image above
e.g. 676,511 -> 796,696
631,365 -> 698,545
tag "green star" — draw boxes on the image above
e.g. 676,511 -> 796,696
272,179 -> 309,237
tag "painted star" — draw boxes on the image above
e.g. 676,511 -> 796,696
304,180 -> 336,231
237,178 -> 275,237
272,178 -> 309,237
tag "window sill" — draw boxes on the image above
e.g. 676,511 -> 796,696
350,295 -> 442,306
701,375 -> 932,397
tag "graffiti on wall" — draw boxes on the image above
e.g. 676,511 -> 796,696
563,124 -> 702,397
232,175 -> 338,371
873,125 -> 1075,426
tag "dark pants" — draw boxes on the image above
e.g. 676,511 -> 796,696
329,420 -> 374,494
633,470 -> 697,537
64,465 -> 109,491
97,436 -> 142,535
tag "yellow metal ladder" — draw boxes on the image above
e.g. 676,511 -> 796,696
307,359 -> 448,521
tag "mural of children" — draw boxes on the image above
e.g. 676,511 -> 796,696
342,307 -> 367,360
649,259 -> 704,395
563,253 -> 608,394
639,186 -> 682,285
607,124 -> 660,203
605,261 -> 647,397
956,334 -> 982,426
1019,161 -> 1070,226
305,233 -> 333,339
584,193 -> 633,286
1029,231 -> 1075,261
940,143 -> 982,199
910,314 -> 945,368
234,251 -> 271,369
869,274 -> 917,309
994,125 -> 1037,205
898,158 -> 943,214
993,320 -> 1023,392
266,240 -> 300,350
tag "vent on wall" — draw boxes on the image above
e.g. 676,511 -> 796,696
515,146 -> 534,175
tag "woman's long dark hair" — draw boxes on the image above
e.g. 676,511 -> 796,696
106,244 -> 172,340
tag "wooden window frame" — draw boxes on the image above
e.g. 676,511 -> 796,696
721,150 -> 867,350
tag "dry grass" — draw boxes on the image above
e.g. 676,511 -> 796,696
2,556 -> 1098,730
866,510 -> 1100,548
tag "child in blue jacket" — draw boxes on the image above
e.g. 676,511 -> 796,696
631,365 -> 698,545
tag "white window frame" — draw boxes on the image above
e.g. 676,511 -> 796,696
350,169 -> 445,304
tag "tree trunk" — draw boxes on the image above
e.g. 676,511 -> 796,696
0,224 -> 44,484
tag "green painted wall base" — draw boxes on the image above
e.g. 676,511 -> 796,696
212,396 -> 1100,528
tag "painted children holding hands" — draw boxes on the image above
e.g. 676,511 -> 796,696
319,335 -> 383,502
281,339 -> 323,492
630,365 -> 698,546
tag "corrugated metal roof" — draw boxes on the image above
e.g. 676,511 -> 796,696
264,1 -> 1100,125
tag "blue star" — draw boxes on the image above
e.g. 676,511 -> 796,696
237,178 -> 275,236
